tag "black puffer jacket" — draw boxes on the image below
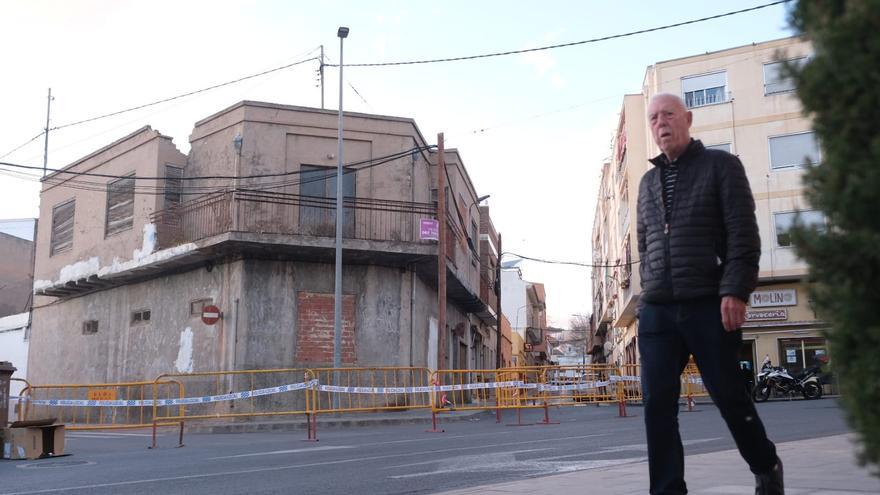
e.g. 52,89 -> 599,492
637,139 -> 760,304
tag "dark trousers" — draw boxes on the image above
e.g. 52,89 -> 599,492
638,297 -> 777,495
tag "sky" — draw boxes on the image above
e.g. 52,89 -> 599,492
0,0 -> 797,328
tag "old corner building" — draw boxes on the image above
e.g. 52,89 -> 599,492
590,36 -> 830,382
28,101 -> 503,385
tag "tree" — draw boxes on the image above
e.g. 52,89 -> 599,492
788,0 -> 880,470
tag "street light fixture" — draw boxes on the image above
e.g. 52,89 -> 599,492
333,26 -> 349,374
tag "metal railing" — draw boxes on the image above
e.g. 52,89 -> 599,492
150,368 -> 315,446
150,189 -> 438,250
16,379 -> 184,433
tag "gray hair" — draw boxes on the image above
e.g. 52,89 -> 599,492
648,93 -> 687,110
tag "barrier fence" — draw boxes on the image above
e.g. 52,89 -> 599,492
15,364 -> 714,445
150,368 -> 315,446
15,379 -> 185,437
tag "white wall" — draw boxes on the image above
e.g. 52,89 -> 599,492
0,312 -> 29,423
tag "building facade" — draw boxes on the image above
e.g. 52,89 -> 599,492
28,102 -> 499,385
0,224 -> 36,318
593,37 -> 825,376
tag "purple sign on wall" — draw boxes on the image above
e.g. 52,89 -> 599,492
420,219 -> 439,241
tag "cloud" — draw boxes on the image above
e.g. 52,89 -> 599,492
519,30 -> 568,88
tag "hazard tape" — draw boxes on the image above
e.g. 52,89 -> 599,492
537,380 -> 612,392
610,375 -> 642,383
17,374 -> 682,408
18,380 -> 319,407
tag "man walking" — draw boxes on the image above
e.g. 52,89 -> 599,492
636,93 -> 783,494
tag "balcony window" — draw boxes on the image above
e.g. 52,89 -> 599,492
764,57 -> 807,95
769,132 -> 821,170
682,71 -> 727,108
299,165 -> 355,237
106,174 -> 135,237
774,210 -> 826,247
50,199 -> 75,255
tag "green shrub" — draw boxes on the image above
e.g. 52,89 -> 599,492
789,0 -> 880,471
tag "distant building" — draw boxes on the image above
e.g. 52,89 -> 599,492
0,219 -> 36,317
28,102 -> 499,385
592,37 -> 823,374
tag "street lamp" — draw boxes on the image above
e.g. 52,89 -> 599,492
333,26 -> 349,374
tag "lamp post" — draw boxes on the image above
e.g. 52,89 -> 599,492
333,26 -> 349,374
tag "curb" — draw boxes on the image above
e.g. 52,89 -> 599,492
185,409 -> 492,434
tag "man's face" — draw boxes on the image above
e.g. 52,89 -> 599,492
647,96 -> 692,159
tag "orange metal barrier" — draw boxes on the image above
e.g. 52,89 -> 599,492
151,368 -> 315,446
541,365 -> 619,405
16,379 -> 184,434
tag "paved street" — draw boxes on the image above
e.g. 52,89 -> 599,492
0,398 -> 856,495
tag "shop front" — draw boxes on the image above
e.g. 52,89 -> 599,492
741,283 -> 829,386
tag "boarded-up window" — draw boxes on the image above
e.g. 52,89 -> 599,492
50,199 -> 75,255
299,165 -> 355,237
164,165 -> 183,209
106,175 -> 135,236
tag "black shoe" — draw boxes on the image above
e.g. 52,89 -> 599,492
755,457 -> 784,495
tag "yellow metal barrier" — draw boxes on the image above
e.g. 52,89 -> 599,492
151,368 -> 314,446
309,367 -> 432,414
541,365 -> 620,405
10,377 -> 30,423
16,379 -> 184,433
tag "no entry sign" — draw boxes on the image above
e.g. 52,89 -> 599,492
201,305 -> 222,325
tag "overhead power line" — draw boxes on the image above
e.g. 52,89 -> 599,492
327,1 -> 791,68
50,52 -> 321,131
0,132 -> 46,160
0,145 -> 433,196
503,251 -> 639,269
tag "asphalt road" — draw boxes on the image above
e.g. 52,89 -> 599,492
0,398 -> 851,495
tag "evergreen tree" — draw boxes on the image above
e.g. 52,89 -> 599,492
788,0 -> 880,470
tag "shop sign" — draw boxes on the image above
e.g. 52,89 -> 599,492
419,219 -> 439,241
745,309 -> 788,321
750,288 -> 797,308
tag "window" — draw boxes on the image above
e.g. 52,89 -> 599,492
778,337 -> 827,375
764,57 -> 807,95
774,210 -> 826,247
190,298 -> 213,317
50,199 -> 75,255
106,174 -> 135,236
131,309 -> 151,326
299,165 -> 355,237
164,165 -> 183,209
682,72 -> 727,108
82,320 -> 98,335
470,220 -> 479,255
705,143 -> 731,153
618,181 -> 629,234
769,132 -> 821,170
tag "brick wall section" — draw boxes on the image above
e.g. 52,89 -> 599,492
295,292 -> 356,365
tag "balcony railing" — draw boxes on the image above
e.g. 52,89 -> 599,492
150,189 -> 438,250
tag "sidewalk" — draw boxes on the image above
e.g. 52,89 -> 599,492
433,434 -> 880,495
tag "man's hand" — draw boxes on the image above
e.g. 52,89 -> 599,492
721,296 -> 746,332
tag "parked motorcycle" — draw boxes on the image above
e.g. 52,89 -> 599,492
752,359 -> 823,402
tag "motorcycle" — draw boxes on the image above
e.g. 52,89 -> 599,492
752,359 -> 823,402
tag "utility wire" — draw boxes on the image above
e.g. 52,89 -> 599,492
0,146 -> 434,196
50,53 -> 321,131
0,132 -> 46,160
503,251 -> 639,269
0,145 -> 433,182
328,1 -> 791,68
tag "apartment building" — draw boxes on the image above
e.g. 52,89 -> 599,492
593,37 -> 825,376
500,266 -> 550,367
28,101 -> 499,385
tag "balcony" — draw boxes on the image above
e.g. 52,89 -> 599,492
152,189 -> 438,253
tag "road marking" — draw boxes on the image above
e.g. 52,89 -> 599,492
210,446 -> 355,459
0,433 -> 611,494
535,437 -> 723,461
387,450 -> 648,479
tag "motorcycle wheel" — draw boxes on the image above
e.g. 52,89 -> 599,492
752,384 -> 771,402
802,382 -> 822,400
